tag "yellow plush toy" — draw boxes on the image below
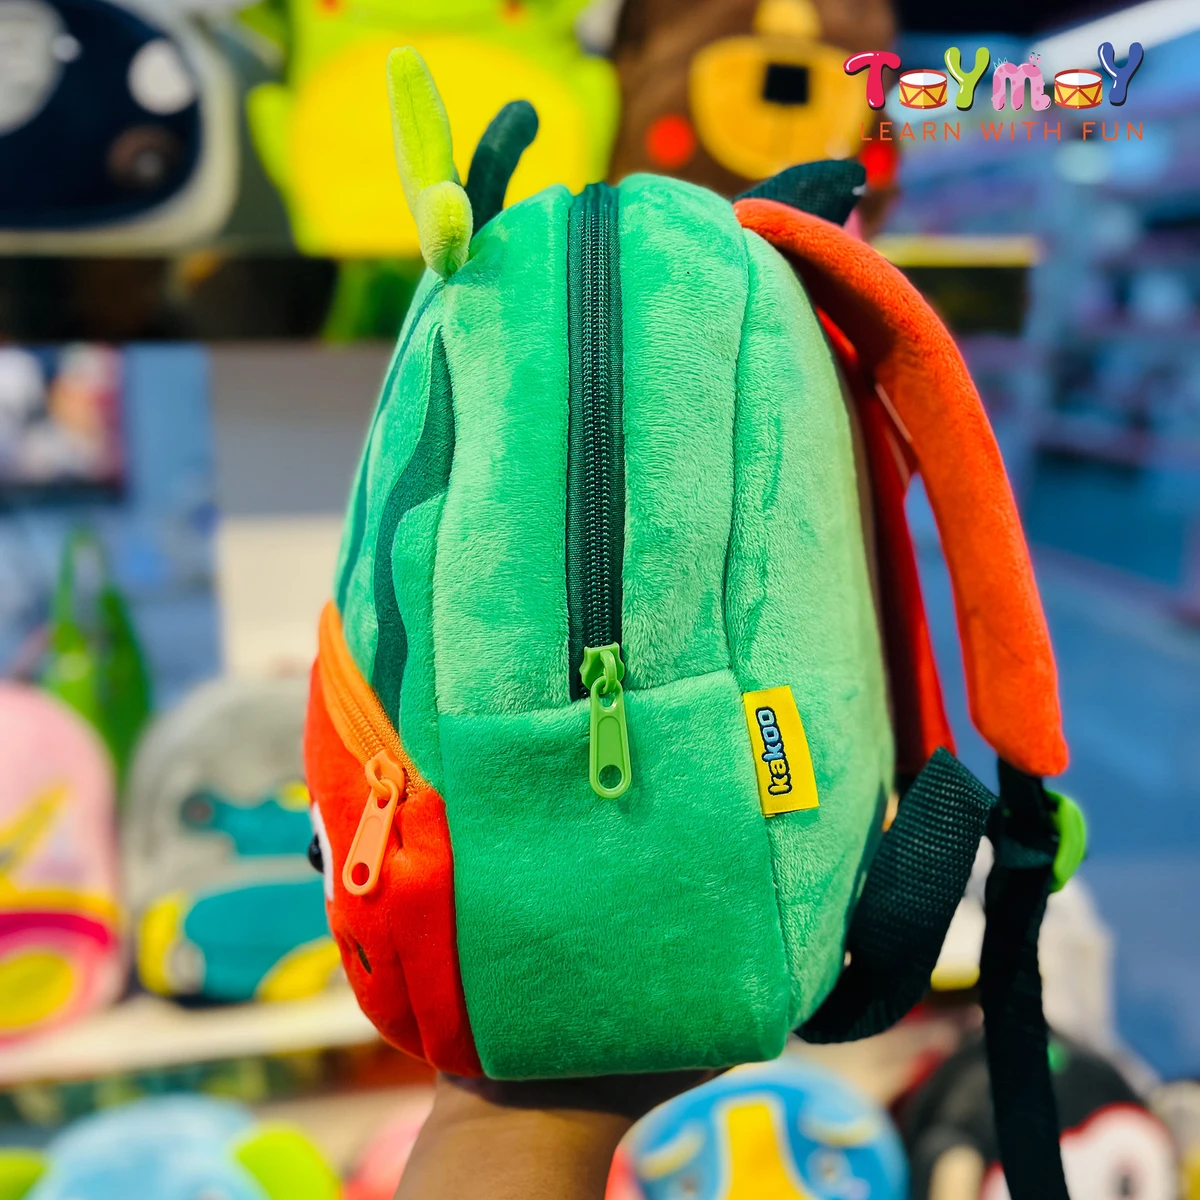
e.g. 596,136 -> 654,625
246,0 -> 618,256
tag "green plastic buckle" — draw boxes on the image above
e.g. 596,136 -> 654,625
1047,791 -> 1087,892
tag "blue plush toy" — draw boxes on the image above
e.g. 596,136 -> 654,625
627,1059 -> 907,1200
0,1096 -> 340,1200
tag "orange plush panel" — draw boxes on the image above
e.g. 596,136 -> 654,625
823,315 -> 954,778
737,199 -> 1067,777
305,666 -> 482,1075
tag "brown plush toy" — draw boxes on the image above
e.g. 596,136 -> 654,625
609,0 -> 895,200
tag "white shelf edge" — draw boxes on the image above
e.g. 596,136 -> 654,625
0,989 -> 378,1087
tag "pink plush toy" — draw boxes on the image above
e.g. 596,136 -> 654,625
0,682 -> 123,1042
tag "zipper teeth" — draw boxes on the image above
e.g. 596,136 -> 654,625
566,184 -> 623,697
583,194 -> 611,648
317,602 -> 417,781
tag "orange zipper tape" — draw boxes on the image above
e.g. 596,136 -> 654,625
317,602 -> 421,896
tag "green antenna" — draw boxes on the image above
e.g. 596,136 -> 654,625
386,47 -> 473,278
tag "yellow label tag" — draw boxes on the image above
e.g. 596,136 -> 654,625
742,686 -> 820,816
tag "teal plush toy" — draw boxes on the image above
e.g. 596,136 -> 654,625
125,678 -> 340,1004
0,1096 -> 339,1200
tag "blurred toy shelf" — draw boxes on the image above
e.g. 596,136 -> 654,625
957,339 -> 1200,468
958,332 -> 1046,370
872,234 -> 1042,267
880,26 -> 1200,631
1036,542 -> 1200,626
1091,233 -> 1200,267
1036,414 -> 1200,470
1067,321 -> 1200,342
0,989 -> 378,1087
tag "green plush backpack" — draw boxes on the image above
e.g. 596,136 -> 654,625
306,49 -> 1080,1200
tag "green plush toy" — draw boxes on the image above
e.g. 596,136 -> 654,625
245,0 -> 617,257
41,530 -> 151,788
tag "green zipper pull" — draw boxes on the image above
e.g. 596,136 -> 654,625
581,643 -> 632,799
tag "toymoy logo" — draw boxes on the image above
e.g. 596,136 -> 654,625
846,42 -> 1146,142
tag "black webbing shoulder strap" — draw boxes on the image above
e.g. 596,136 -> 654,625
800,749 -> 994,1041
982,761 -> 1071,1200
799,748 -> 1070,1200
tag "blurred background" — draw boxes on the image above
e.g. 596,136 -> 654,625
0,0 -> 1197,1197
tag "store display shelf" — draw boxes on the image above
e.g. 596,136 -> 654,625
0,989 -> 378,1087
873,234 -> 1042,268
1066,320 -> 1200,343
1036,414 -> 1200,469
1090,236 -> 1200,269
958,334 -> 1047,369
1034,543 -> 1200,628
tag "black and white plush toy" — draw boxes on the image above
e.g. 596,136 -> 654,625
904,1035 -> 1178,1200
0,0 -> 236,248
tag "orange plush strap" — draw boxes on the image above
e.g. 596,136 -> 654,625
823,315 -> 955,778
735,199 -> 1067,777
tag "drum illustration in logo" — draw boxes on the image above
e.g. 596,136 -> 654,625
1054,69 -> 1105,108
898,69 -> 948,109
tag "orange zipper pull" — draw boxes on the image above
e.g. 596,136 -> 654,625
342,752 -> 406,896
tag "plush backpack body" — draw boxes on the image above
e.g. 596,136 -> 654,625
312,173 -> 892,1078
307,65 -> 1073,1188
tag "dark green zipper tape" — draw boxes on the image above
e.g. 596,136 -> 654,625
566,182 -> 625,702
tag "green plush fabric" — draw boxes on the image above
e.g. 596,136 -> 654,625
337,173 -> 895,1076
466,100 -> 540,232
386,49 -> 464,201
440,668 -> 789,1079
414,180 -> 474,279
370,333 -> 455,722
727,230 -> 893,1026
335,269 -> 443,617
432,185 -> 575,715
618,176 -> 747,692
390,496 -> 448,794
338,311 -> 445,688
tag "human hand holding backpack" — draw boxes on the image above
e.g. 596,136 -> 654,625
395,1071 -> 713,1200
